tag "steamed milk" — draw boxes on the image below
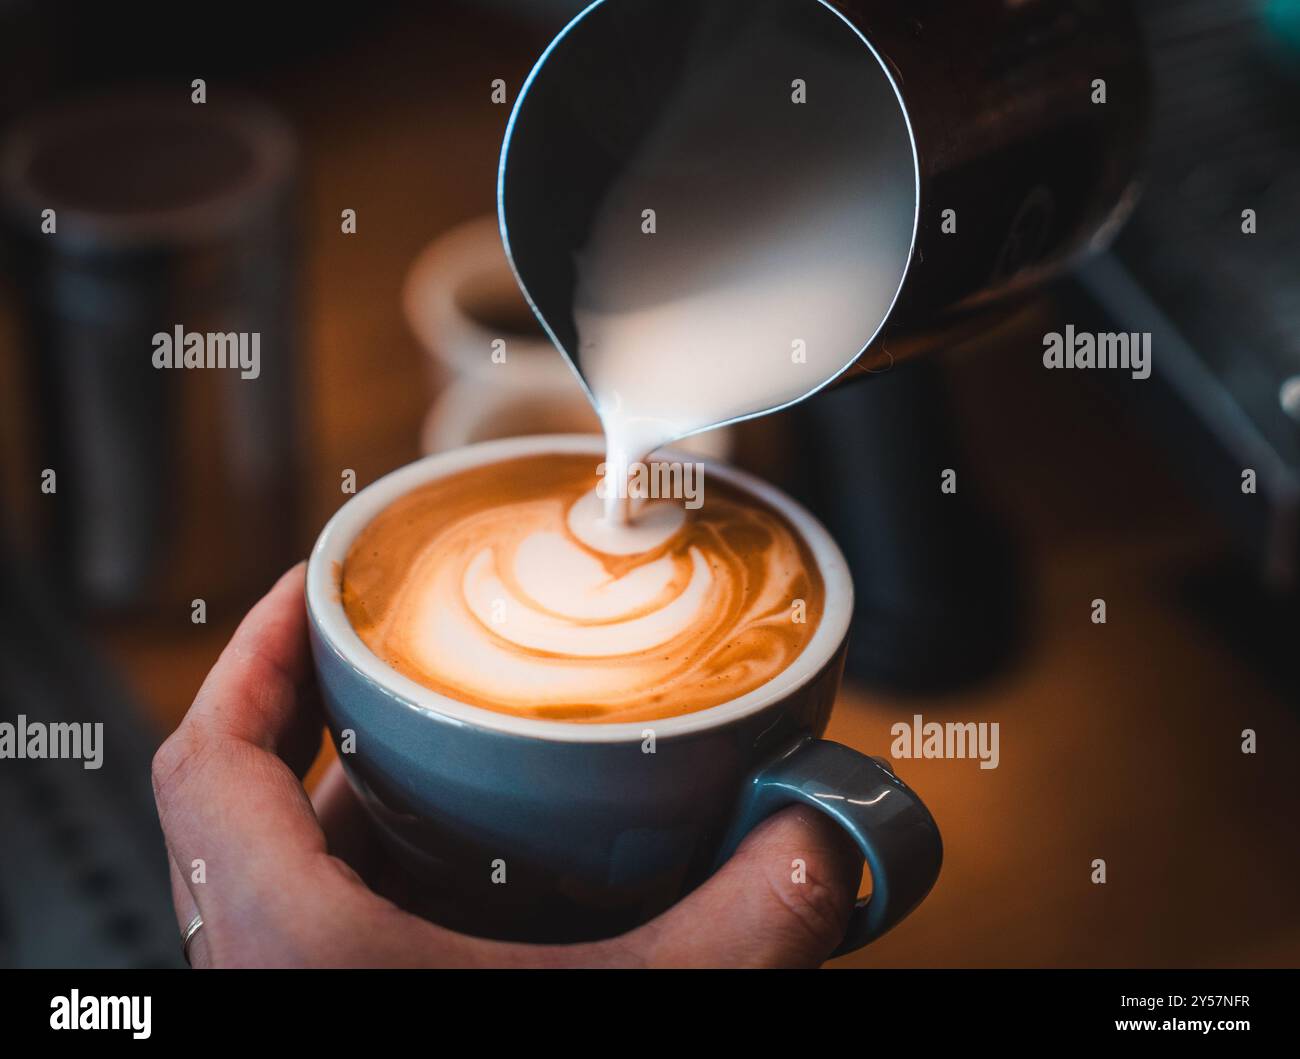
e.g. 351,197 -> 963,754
569,13 -> 914,526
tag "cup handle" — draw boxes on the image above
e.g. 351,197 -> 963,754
716,738 -> 943,956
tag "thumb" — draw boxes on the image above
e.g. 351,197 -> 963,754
629,806 -> 864,967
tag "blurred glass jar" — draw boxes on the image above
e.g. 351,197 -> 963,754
0,92 -> 301,617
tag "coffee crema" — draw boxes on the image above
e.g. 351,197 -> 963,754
341,454 -> 824,723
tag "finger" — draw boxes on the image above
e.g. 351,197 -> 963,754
620,806 -> 865,968
168,857 -> 210,969
363,807 -> 864,970
152,564 -> 343,960
183,562 -> 323,778
312,762 -> 464,921
312,762 -> 383,877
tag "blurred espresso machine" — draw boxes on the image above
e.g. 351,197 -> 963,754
0,92 -> 300,617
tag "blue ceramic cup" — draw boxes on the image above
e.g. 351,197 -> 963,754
306,435 -> 941,954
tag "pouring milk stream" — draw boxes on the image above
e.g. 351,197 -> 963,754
501,1 -> 917,549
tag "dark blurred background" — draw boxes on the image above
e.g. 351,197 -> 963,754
0,0 -> 1298,968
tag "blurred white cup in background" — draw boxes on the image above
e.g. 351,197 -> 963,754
403,214 -> 731,460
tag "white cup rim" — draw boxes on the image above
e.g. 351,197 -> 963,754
306,434 -> 853,744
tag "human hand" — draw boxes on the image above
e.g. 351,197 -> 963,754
152,564 -> 865,968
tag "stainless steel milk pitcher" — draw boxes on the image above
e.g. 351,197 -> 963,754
499,0 -> 1148,384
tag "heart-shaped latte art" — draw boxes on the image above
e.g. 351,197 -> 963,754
342,454 -> 824,723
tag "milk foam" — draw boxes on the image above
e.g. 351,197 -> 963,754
342,455 -> 823,723
566,488 -> 684,555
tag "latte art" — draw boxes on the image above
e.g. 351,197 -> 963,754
341,454 -> 824,723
